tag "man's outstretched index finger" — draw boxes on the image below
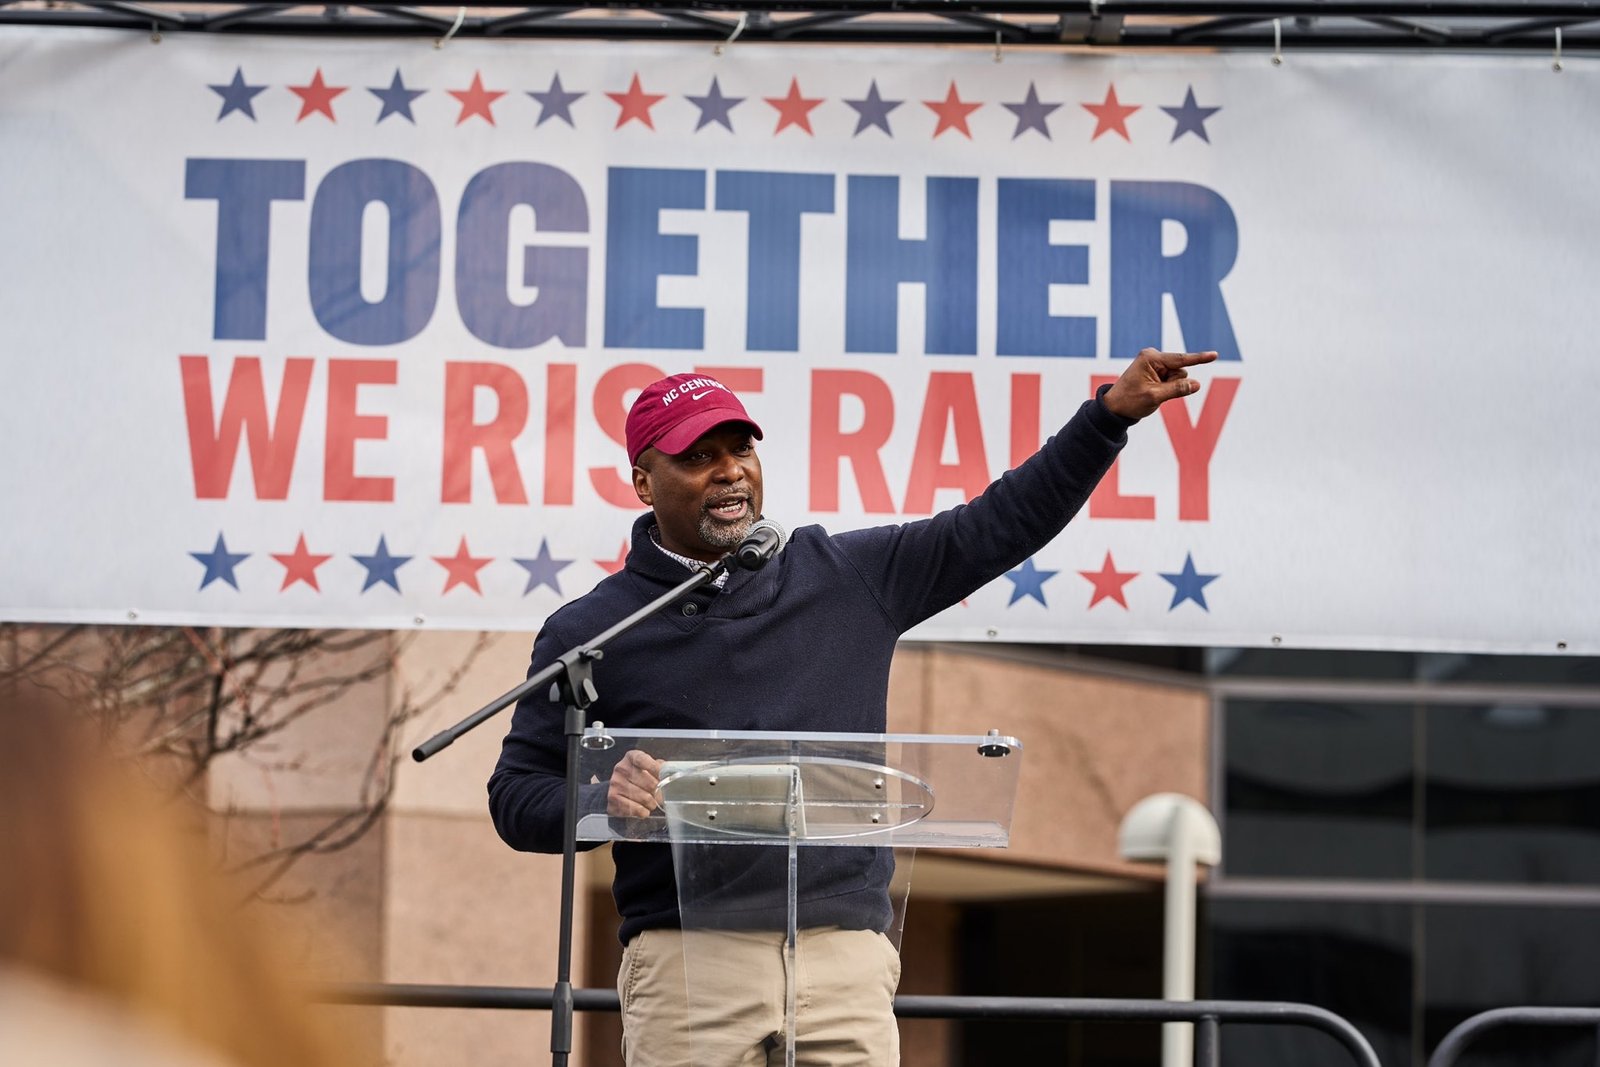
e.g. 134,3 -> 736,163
1157,350 -> 1220,372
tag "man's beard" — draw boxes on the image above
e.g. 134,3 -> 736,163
698,509 -> 755,550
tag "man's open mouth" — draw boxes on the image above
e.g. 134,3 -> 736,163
705,494 -> 749,521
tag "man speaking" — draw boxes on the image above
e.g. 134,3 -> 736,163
489,350 -> 1215,1066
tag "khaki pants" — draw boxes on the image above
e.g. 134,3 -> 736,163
617,927 -> 901,1067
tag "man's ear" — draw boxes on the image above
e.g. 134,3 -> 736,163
631,464 -> 652,506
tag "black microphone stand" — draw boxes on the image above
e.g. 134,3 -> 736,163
412,547 -> 762,1067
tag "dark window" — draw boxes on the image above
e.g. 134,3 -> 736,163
1424,705 -> 1600,885
959,892 -> 1162,1066
1211,652 -> 1600,1067
1209,899 -> 1600,1067
1209,898 -> 1413,1067
1223,699 -> 1416,879
1203,649 -> 1600,685
1207,647 -> 1418,680
1416,656 -> 1600,687
1422,905 -> 1600,1067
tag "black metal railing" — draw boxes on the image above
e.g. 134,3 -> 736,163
315,983 -> 1383,1067
1427,1006 -> 1600,1067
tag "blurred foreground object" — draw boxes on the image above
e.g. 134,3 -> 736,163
0,967 -> 231,1067
0,680 -> 348,1067
0,624 -> 486,897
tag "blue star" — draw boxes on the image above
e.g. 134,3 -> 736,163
352,535 -> 412,593
1003,557 -> 1059,607
844,80 -> 901,137
1161,86 -> 1222,143
209,67 -> 267,122
1160,552 -> 1220,611
1002,82 -> 1061,140
685,76 -> 744,132
514,538 -> 574,596
369,69 -> 426,124
528,72 -> 584,127
190,532 -> 249,591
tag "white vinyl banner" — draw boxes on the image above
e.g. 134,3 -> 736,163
0,27 -> 1595,651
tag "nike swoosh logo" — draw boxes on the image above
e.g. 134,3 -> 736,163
691,390 -> 712,400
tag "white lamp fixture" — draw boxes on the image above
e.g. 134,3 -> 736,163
1119,793 -> 1222,1067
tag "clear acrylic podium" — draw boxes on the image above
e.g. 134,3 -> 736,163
576,726 -> 1023,1067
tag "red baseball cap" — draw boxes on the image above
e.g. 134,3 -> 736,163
625,373 -> 764,465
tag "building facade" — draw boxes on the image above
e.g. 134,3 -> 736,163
237,634 -> 1600,1066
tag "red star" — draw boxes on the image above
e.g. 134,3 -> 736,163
1082,84 -> 1140,141
289,69 -> 346,123
434,537 -> 492,595
923,81 -> 981,139
449,72 -> 506,126
595,541 -> 629,576
765,78 -> 823,136
607,73 -> 665,130
1079,551 -> 1139,609
272,534 -> 332,592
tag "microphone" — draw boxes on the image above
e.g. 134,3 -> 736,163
733,519 -> 788,571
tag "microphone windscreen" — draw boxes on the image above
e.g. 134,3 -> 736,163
733,519 -> 788,570
751,518 -> 789,556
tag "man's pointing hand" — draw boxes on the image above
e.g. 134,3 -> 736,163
1102,348 -> 1219,421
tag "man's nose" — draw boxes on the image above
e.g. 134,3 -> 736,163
710,452 -> 742,481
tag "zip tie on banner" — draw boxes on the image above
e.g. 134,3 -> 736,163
1272,18 -> 1284,65
714,11 -> 748,55
1553,26 -> 1564,72
994,29 -> 1005,62
150,19 -> 161,42
436,5 -> 466,49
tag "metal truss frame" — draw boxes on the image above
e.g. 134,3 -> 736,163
0,0 -> 1597,54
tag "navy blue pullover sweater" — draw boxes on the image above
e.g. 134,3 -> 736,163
488,393 -> 1133,945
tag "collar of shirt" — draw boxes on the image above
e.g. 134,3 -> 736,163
648,526 -> 729,588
